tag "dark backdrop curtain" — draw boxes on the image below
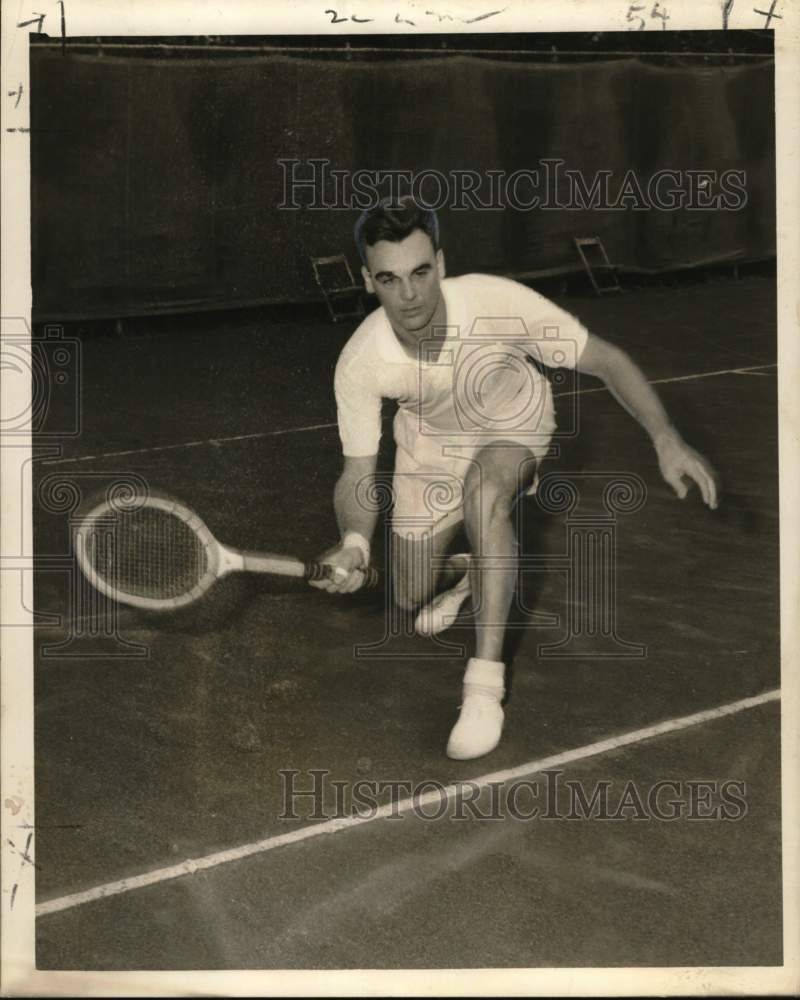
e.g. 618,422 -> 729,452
30,50 -> 775,319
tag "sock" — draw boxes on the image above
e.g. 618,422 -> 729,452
462,657 -> 505,700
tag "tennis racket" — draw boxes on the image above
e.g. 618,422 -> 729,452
74,490 -> 379,611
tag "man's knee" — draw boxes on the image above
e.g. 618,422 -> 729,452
463,445 -> 537,524
464,469 -> 516,525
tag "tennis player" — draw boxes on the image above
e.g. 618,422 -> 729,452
312,197 -> 718,760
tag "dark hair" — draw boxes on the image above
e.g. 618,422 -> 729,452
354,197 -> 440,265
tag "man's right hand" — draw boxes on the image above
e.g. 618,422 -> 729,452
309,542 -> 369,594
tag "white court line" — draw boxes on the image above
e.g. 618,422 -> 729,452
41,421 -> 341,466
41,362 -> 777,467
564,362 -> 777,396
36,687 -> 779,919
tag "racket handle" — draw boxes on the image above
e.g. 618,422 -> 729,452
305,563 -> 381,589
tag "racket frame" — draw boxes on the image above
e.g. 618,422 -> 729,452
74,493 -> 240,611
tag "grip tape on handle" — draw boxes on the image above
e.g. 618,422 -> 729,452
304,562 -> 380,589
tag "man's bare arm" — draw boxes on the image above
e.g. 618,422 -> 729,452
334,453 -> 380,541
576,333 -> 718,509
311,453 -> 379,594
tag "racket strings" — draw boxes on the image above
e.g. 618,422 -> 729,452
87,506 -> 210,601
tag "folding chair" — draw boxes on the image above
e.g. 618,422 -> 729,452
310,254 -> 365,322
573,237 -> 622,296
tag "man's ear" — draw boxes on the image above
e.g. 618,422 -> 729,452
436,249 -> 446,280
361,264 -> 375,295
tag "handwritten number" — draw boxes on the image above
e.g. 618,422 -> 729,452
325,8 -> 373,23
651,1 -> 670,27
626,1 -> 671,29
626,3 -> 647,29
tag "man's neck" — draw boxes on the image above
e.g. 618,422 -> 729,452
391,293 -> 447,362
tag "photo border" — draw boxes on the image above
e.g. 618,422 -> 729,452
2,1 -> 797,994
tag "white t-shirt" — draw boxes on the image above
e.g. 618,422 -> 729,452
334,273 -> 589,463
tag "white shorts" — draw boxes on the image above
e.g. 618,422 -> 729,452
390,426 -> 554,541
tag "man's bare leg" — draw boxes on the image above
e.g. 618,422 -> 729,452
464,443 -> 538,661
447,442 -> 538,759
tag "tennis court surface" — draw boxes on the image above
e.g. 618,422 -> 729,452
31,272 -> 781,968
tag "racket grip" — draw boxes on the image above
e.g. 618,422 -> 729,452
305,563 -> 381,589
359,566 -> 380,589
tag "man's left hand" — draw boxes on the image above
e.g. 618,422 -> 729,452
655,430 -> 719,509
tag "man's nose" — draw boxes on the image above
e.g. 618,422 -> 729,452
399,278 -> 416,302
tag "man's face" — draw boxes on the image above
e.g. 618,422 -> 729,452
362,230 -> 445,337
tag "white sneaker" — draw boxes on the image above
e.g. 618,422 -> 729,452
446,687 -> 505,760
414,575 -> 471,636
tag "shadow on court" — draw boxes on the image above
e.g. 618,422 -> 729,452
31,274 -> 781,968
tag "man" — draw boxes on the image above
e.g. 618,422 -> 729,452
311,197 -> 718,761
